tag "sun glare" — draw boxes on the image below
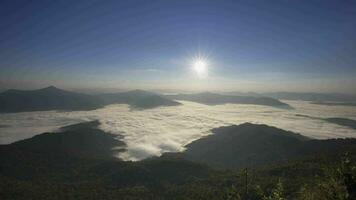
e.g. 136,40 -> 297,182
193,59 -> 208,78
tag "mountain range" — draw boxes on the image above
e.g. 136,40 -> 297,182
0,86 -> 293,113
228,91 -> 356,103
181,123 -> 356,169
0,86 -> 102,112
0,86 -> 181,112
166,92 -> 292,108
295,114 -> 356,130
1,120 -> 356,199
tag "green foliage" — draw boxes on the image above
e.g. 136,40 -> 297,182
297,153 -> 356,200
339,153 -> 356,199
2,121 -> 356,199
225,185 -> 241,200
262,180 -> 286,200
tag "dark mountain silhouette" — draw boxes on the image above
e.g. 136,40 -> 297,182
257,92 -> 356,102
182,123 -> 356,169
0,86 -> 103,112
1,121 -> 356,199
7,120 -> 125,160
100,89 -> 181,109
325,118 -> 356,130
0,87 -> 181,113
295,114 -> 356,130
226,92 -> 356,103
312,101 -> 356,107
166,92 -> 292,108
0,121 -> 211,186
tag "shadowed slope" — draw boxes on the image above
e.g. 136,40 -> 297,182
0,87 -> 181,112
0,86 -> 103,112
1,121 -> 356,199
312,101 -> 356,107
183,123 -> 356,169
0,120 -> 211,186
167,92 -> 292,109
295,114 -> 356,130
2,120 -> 125,160
325,118 -> 356,130
100,89 -> 181,109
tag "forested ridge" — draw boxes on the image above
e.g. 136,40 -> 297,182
1,121 -> 355,200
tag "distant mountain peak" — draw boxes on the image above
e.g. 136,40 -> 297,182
197,92 -> 219,95
45,86 -> 58,89
167,92 -> 292,108
40,86 -> 62,91
1,86 -> 62,94
125,89 -> 154,95
0,87 -> 181,113
0,86 -> 103,113
130,89 -> 148,93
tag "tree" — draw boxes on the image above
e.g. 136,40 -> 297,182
263,180 -> 286,200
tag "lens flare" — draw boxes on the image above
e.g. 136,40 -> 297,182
192,59 -> 208,78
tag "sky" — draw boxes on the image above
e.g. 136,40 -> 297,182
0,0 -> 356,93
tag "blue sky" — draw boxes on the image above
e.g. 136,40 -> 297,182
0,0 -> 355,93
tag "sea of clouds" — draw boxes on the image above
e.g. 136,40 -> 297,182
1,100 -> 356,160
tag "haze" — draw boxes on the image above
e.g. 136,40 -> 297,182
2,1 -> 356,199
1,0 -> 356,94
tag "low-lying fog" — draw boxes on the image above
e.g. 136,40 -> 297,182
1,100 -> 356,160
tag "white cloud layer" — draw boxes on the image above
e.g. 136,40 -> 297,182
1,100 -> 356,160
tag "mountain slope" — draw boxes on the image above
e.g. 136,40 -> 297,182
295,114 -> 356,130
256,92 -> 356,102
1,121 -> 356,199
182,123 -> 356,169
325,118 -> 356,130
2,121 -> 125,160
0,120 -> 212,186
312,101 -> 356,107
167,92 -> 291,108
0,86 -> 103,112
100,89 -> 181,109
0,87 -> 181,112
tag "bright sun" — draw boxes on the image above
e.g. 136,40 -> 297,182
193,59 -> 208,78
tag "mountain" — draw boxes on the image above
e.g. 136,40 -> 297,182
1,121 -> 356,199
0,87 -> 181,113
312,101 -> 356,107
295,114 -> 356,130
182,123 -> 356,169
99,89 -> 181,109
166,92 -> 292,108
0,86 -> 103,112
0,86 -> 102,112
6,120 -> 125,160
325,118 -> 356,130
0,120 -> 212,186
262,92 -> 356,102
226,92 -> 356,102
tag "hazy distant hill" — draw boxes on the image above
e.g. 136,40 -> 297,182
0,87 -> 181,113
312,101 -> 356,107
0,86 -> 103,113
295,114 -> 356,130
325,118 -> 356,130
99,89 -> 181,109
166,92 -> 291,108
267,92 -> 356,102
182,123 -> 356,169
